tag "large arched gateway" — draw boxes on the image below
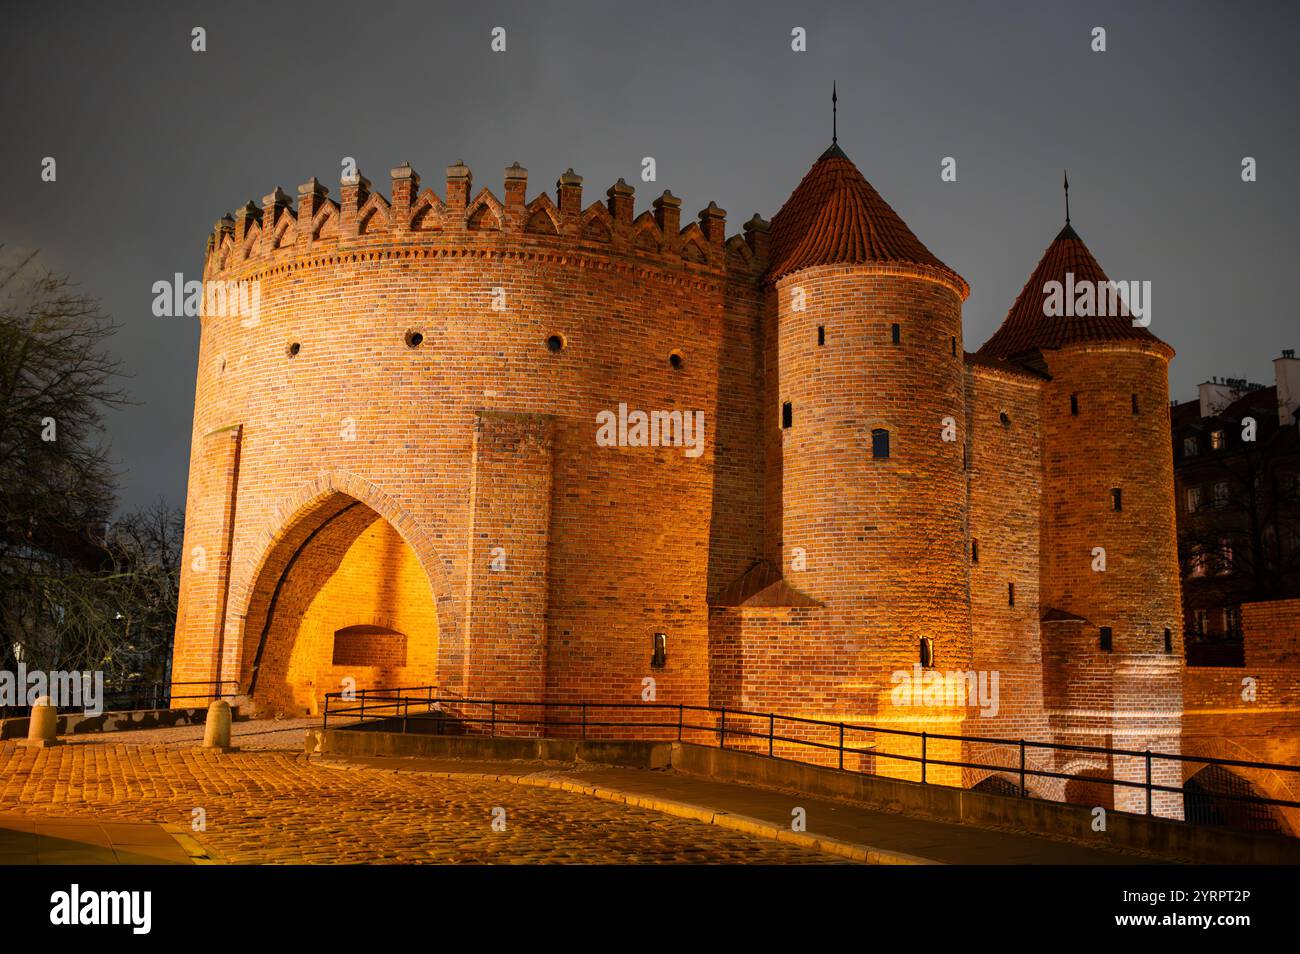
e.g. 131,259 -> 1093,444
238,493 -> 440,715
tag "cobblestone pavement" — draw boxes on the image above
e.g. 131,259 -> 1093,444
0,741 -> 850,864
62,715 -> 322,751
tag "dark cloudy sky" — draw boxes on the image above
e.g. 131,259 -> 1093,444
2,0 -> 1296,513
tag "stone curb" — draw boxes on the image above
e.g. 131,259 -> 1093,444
160,823 -> 221,865
314,759 -> 939,865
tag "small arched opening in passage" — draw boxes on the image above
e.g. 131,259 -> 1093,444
1062,770 -> 1116,812
972,773 -> 1031,799
1184,765 -> 1288,836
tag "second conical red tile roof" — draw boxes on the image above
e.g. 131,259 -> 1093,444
978,223 -> 1167,360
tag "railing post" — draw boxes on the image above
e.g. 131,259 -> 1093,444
838,723 -> 844,771
1019,739 -> 1026,796
719,708 -> 728,748
1145,750 -> 1153,816
360,693 -> 366,722
921,731 -> 928,785
490,701 -> 496,738
678,703 -> 683,742
323,697 -> 329,732
768,713 -> 775,758
403,698 -> 409,734
581,703 -> 587,740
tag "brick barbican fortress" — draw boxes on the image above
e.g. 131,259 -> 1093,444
171,134 -> 1300,827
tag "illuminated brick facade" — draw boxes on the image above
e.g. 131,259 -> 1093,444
171,142 -> 1296,824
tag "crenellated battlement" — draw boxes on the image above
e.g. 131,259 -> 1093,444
203,161 -> 770,282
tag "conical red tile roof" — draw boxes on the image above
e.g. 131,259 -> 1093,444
978,223 -> 1166,360
767,144 -> 962,287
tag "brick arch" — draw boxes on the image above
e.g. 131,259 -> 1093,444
1059,758 -> 1116,811
963,745 -> 1055,801
1179,737 -> 1300,835
227,470 -> 456,703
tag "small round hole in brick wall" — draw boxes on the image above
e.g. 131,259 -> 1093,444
669,351 -> 685,370
546,334 -> 566,353
287,342 -> 301,358
405,330 -> 424,349
216,354 -> 226,373
999,411 -> 1010,427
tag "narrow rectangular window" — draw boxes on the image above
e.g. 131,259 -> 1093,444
891,323 -> 900,344
817,325 -> 825,346
971,539 -> 979,563
1163,628 -> 1172,654
950,336 -> 957,356
1100,626 -> 1113,652
1111,488 -> 1123,511
782,401 -> 792,429
1070,393 -> 1079,416
1007,582 -> 1015,607
871,428 -> 890,459
1131,393 -> 1139,414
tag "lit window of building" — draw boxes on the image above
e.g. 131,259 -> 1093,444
1183,435 -> 1198,457
1224,606 -> 1241,636
1212,481 -> 1229,508
1190,550 -> 1209,577
1217,538 -> 1233,575
1193,609 -> 1209,634
1185,486 -> 1202,513
1210,429 -> 1226,450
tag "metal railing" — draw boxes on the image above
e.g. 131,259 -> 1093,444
322,689 -> 1300,829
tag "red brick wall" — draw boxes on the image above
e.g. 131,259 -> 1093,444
172,424 -> 241,689
332,626 -> 408,668
464,412 -> 552,701
964,364 -> 1052,785
1182,598 -> 1300,831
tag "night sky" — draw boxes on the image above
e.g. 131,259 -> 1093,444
2,0 -> 1296,513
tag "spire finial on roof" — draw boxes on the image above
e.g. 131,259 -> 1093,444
1064,169 -> 1071,225
832,82 -> 838,145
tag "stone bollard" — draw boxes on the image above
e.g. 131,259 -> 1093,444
202,699 -> 234,752
22,696 -> 60,747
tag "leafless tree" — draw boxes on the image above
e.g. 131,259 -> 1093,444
0,248 -> 181,689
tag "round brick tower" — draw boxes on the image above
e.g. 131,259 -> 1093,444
979,217 -> 1184,816
171,160 -> 771,717
766,143 -> 972,776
